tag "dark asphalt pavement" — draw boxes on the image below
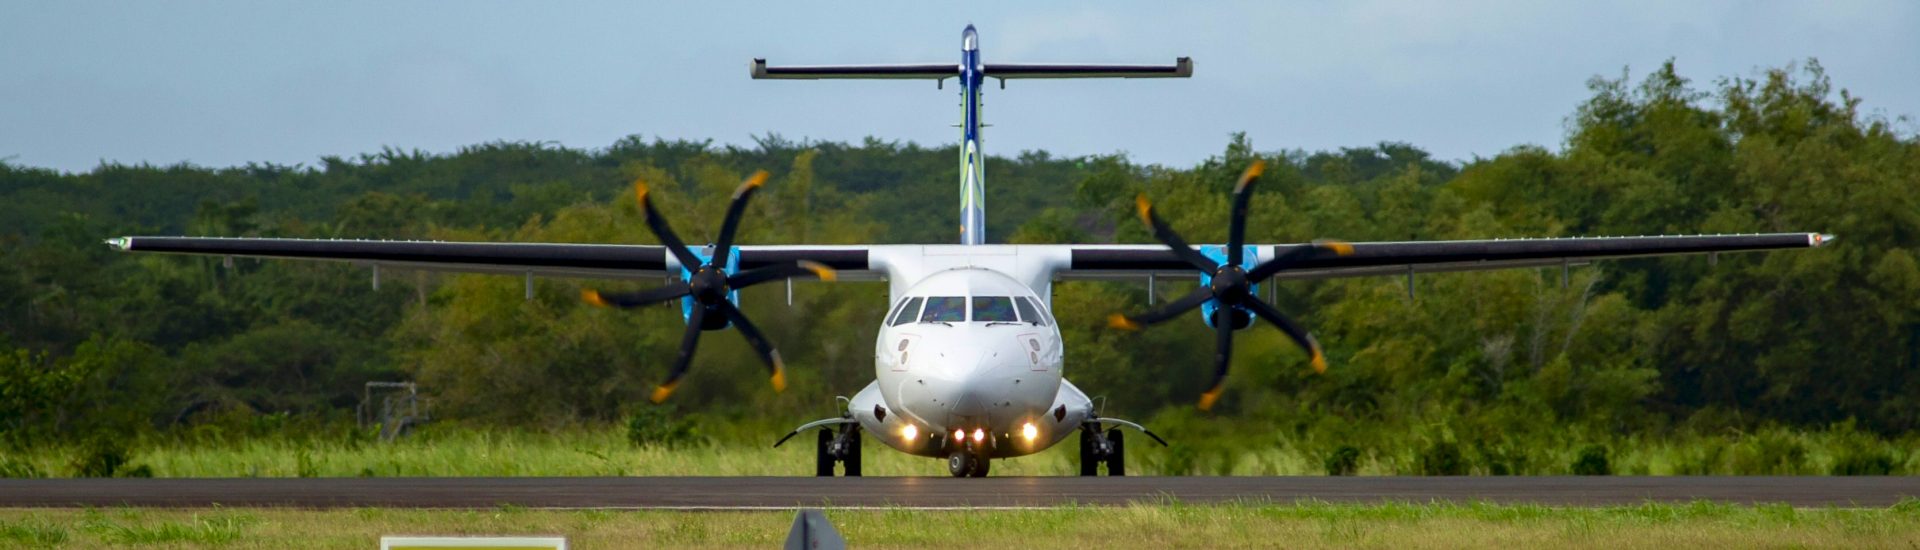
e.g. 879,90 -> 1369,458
3,476 -> 1916,509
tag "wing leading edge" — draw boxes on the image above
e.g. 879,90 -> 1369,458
105,237 -> 878,281
1060,233 -> 1831,280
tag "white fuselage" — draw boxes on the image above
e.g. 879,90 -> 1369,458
844,267 -> 1092,458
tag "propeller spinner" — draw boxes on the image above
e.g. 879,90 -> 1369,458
1108,160 -> 1352,410
583,170 -> 836,403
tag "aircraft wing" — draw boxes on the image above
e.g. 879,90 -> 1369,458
1055,233 -> 1832,281
984,58 -> 1193,79
103,237 -> 884,281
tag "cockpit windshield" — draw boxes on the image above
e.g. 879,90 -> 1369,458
920,296 -> 967,323
972,296 -> 1017,322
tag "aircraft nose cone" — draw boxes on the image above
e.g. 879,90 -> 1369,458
929,347 -> 990,416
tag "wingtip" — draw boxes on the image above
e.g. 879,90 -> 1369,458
1108,313 -> 1141,331
799,260 -> 837,282
104,237 -> 131,250
1814,233 -> 1836,247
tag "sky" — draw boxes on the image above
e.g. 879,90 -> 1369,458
2,1 -> 1916,173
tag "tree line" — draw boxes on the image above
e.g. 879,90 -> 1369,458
2,60 -> 1916,449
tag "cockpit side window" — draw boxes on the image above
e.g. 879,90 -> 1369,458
919,296 -> 966,323
1015,296 -> 1049,326
889,297 -> 923,327
972,296 -> 1017,322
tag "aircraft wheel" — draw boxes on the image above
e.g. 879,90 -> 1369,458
1078,428 -> 1099,476
947,451 -> 975,478
969,455 -> 991,478
1107,428 -> 1126,476
843,431 -> 862,477
815,428 -> 835,477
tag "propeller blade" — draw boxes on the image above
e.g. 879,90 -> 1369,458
726,260 -> 837,289
710,170 -> 769,267
581,282 -> 691,309
651,306 -> 708,403
634,178 -> 705,271
1108,287 -> 1213,331
1226,160 -> 1266,266
1135,194 -> 1220,272
1243,297 -> 1327,374
716,301 -> 788,392
1246,239 -> 1355,282
1200,307 -> 1235,411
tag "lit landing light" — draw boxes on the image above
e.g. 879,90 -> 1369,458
972,428 -> 986,443
954,428 -> 966,442
1020,422 -> 1038,442
900,424 -> 918,443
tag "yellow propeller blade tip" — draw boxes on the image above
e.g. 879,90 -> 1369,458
745,170 -> 770,188
799,260 -> 838,282
632,179 -> 650,203
770,365 -> 788,393
581,289 -> 608,307
1235,160 -> 1267,192
1107,313 -> 1141,331
1134,194 -> 1153,226
1310,350 -> 1328,374
649,382 -> 678,404
1318,240 -> 1355,256
1198,387 -> 1223,411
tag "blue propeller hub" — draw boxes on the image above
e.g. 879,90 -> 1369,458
1197,244 -> 1259,329
678,246 -> 741,328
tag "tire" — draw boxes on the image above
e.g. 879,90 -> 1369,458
947,451 -> 973,478
1107,428 -> 1126,476
815,428 -> 835,477
843,430 -> 862,477
969,455 -> 991,478
1078,428 -> 1099,476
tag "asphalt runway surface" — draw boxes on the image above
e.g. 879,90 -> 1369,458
4,477 -> 1917,509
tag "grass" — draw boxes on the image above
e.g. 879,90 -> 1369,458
2,500 -> 1918,548
2,421 -> 1915,478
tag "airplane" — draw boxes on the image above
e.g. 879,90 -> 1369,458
105,25 -> 1830,478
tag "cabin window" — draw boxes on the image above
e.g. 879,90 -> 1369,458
919,296 -> 967,323
889,297 -> 923,327
1016,296 -> 1050,326
1014,296 -> 1046,326
972,296 -> 1017,322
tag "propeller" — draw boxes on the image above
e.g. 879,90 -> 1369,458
582,170 -> 838,403
1107,160 -> 1353,410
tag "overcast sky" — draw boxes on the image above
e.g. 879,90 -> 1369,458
3,1 -> 1916,173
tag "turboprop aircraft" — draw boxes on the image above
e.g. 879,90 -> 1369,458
105,25 -> 1830,477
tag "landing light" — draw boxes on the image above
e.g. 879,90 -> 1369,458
972,428 -> 986,443
954,428 -> 965,441
901,424 -> 918,443
1020,422 -> 1038,442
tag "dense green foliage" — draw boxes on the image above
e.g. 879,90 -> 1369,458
1,61 -> 1916,471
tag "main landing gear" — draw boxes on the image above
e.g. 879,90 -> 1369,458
1079,424 -> 1126,476
814,424 -> 862,477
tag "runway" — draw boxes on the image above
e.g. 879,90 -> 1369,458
3,476 -> 1917,509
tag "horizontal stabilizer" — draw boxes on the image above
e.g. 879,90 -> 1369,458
986,58 -> 1192,79
751,59 -> 956,80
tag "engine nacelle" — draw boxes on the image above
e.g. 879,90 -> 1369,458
1197,244 -> 1259,330
679,246 -> 741,330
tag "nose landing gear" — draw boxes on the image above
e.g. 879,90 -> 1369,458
947,450 -> 990,477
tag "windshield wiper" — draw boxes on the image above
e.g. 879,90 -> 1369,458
923,321 -> 954,327
985,321 -> 1024,327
